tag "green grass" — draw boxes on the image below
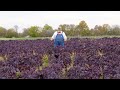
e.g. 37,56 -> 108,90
0,37 -> 50,40
0,35 -> 120,40
68,35 -> 120,39
42,54 -> 49,68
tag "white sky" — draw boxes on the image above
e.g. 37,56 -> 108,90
0,11 -> 120,33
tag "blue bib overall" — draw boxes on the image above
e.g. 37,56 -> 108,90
54,33 -> 64,47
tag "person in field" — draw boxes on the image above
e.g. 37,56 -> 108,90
51,28 -> 67,47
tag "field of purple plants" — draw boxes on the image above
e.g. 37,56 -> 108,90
0,37 -> 120,79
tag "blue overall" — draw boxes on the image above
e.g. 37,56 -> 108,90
54,33 -> 64,47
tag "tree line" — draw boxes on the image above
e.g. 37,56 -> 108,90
0,20 -> 120,38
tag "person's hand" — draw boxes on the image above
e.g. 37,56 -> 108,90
64,39 -> 67,41
51,38 -> 53,41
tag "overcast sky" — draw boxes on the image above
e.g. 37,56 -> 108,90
0,11 -> 120,33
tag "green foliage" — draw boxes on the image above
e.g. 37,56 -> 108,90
79,20 -> 89,31
5,28 -> 18,38
80,29 -> 92,36
21,28 -> 29,37
41,24 -> 54,37
28,26 -> 40,37
43,24 -> 53,31
1,20 -> 120,38
42,54 -> 49,68
0,27 -> 7,37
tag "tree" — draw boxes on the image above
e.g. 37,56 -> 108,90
58,24 -> 66,32
94,25 -> 99,31
43,24 -> 53,31
28,26 -> 40,37
42,24 -> 54,37
5,28 -> 17,38
79,20 -> 89,30
14,25 -> 19,37
58,24 -> 71,31
103,24 -> 111,31
109,25 -> 120,35
68,24 -> 75,36
90,28 -> 95,36
22,28 -> 29,37
14,25 -> 18,32
58,24 -> 75,36
0,27 -> 7,37
92,25 -> 99,36
93,25 -> 103,36
102,24 -> 110,35
76,20 -> 90,36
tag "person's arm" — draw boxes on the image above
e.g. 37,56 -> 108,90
62,32 -> 67,41
51,31 -> 57,40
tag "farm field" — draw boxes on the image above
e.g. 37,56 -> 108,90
0,37 -> 120,79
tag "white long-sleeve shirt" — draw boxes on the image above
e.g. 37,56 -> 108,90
51,31 -> 67,41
